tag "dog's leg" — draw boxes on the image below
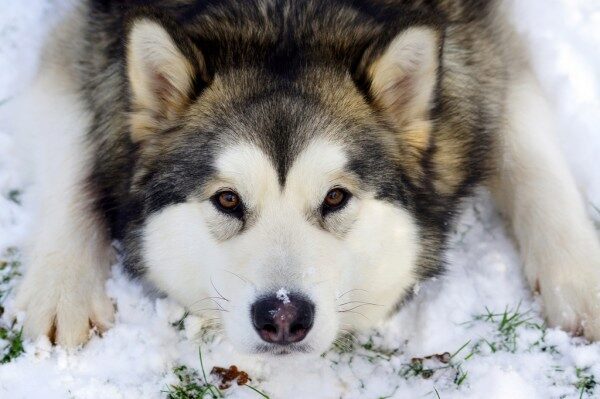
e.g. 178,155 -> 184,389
12,66 -> 114,348
490,71 -> 600,340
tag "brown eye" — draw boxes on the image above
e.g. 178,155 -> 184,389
325,189 -> 345,207
217,191 -> 240,210
212,190 -> 244,219
322,188 -> 351,215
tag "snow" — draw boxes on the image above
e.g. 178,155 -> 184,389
1,1 -> 599,398
275,288 -> 290,304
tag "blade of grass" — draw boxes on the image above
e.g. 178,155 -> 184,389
450,340 -> 471,360
246,385 -> 270,399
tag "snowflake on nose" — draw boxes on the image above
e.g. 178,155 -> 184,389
276,288 -> 290,304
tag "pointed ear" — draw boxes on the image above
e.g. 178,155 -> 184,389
126,19 -> 207,142
369,27 -> 440,128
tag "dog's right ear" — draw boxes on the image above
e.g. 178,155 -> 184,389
126,18 -> 208,142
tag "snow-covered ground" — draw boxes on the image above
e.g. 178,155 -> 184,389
1,1 -> 599,398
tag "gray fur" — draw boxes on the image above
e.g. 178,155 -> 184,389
56,0 -> 515,291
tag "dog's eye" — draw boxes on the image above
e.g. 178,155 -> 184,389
218,191 -> 240,209
322,188 -> 351,215
212,190 -> 243,218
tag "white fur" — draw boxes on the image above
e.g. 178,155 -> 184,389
142,139 -> 421,354
11,59 -> 114,347
492,71 -> 600,339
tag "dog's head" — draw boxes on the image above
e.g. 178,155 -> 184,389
124,10 -> 447,356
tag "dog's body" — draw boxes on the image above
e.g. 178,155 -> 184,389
10,0 -> 600,353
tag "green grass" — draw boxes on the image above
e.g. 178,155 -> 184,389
575,368 -> 597,399
399,340 -> 470,387
0,324 -> 25,364
359,335 -> 400,362
171,311 -> 191,332
0,247 -> 25,364
165,364 -> 223,399
165,349 -> 270,399
465,302 -> 544,354
329,329 -> 472,390
345,303 -> 551,395
464,304 -> 600,398
0,247 -> 22,303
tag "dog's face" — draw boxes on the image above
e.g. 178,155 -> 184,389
125,19 -> 442,355
142,134 -> 420,355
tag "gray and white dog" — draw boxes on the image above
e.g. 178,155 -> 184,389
10,0 -> 600,355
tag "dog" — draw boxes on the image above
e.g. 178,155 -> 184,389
10,0 -> 600,355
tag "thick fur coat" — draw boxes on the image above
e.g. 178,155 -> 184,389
11,0 -> 600,354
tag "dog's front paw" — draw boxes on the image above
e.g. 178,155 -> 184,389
538,260 -> 600,341
15,260 -> 114,348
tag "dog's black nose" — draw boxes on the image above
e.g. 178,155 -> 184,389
251,294 -> 315,345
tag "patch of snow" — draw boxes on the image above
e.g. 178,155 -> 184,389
276,288 -> 290,304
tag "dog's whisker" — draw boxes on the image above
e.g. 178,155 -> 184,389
221,269 -> 256,287
186,298 -> 228,316
210,277 -> 230,302
339,327 -> 358,341
187,296 -> 227,309
337,309 -> 371,321
211,300 -> 227,312
337,300 -> 383,308
336,288 -> 369,300
188,307 -> 229,313
337,303 -> 382,312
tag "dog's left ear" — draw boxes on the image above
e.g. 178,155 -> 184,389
368,27 -> 440,128
126,18 -> 208,142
